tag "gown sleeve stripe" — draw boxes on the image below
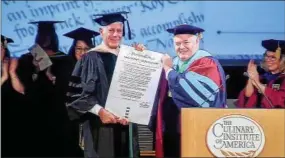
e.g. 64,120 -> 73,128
186,71 -> 219,92
185,72 -> 216,101
179,78 -> 210,107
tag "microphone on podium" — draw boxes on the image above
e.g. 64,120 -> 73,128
243,72 -> 274,108
200,74 -> 230,107
225,74 -> 230,80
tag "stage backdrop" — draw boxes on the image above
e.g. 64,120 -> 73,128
1,1 -> 284,60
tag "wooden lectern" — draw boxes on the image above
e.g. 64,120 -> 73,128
181,108 -> 285,157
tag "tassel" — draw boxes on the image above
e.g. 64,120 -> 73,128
198,33 -> 203,39
92,36 -> 96,47
3,38 -> 8,48
276,41 -> 281,60
79,124 -> 84,150
129,123 -> 134,158
122,23 -> 126,37
126,19 -> 132,40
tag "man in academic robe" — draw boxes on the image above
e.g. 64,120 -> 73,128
15,21 -> 74,156
236,39 -> 285,108
149,24 -> 227,157
65,11 -> 145,158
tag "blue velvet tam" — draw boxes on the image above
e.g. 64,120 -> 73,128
262,39 -> 285,55
166,24 -> 205,36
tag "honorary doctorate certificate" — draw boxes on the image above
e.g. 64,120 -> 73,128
105,45 -> 163,125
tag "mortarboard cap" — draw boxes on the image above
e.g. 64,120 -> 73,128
29,20 -> 64,32
262,39 -> 285,59
63,27 -> 100,41
1,35 -> 14,48
63,27 -> 100,46
29,21 -> 64,52
1,35 -> 14,44
262,39 -> 285,53
167,24 -> 205,37
93,11 -> 132,40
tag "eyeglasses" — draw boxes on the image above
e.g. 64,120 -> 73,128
75,47 -> 90,53
264,55 -> 277,61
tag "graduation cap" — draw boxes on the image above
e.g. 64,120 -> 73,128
29,21 -> 64,52
167,24 -> 205,38
1,35 -> 14,48
29,20 -> 64,32
262,39 -> 285,60
93,11 -> 132,40
63,27 -> 100,45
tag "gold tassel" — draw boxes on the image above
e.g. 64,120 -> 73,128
79,124 -> 84,150
275,42 -> 281,60
198,33 -> 203,39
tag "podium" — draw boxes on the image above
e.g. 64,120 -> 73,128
181,108 -> 285,157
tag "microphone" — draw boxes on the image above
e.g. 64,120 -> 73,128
200,74 -> 230,107
243,72 -> 274,108
225,74 -> 230,80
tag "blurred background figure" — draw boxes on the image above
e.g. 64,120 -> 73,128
15,20 -> 75,157
1,35 -> 13,86
1,35 -> 27,157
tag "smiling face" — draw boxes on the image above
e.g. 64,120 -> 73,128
264,51 -> 281,73
173,34 -> 200,61
100,22 -> 123,49
74,40 -> 90,60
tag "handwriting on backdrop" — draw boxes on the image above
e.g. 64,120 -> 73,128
2,0 -> 187,54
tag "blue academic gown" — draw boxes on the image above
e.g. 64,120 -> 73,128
149,50 -> 227,157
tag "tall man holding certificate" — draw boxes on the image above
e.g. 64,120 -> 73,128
149,24 -> 227,157
65,11 -> 145,158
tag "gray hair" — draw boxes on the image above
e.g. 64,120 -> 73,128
100,22 -> 124,33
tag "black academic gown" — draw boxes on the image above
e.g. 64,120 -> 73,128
63,56 -> 85,157
16,52 -> 75,157
65,51 -> 140,158
1,78 -> 28,156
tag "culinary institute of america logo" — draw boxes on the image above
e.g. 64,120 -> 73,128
207,115 -> 265,157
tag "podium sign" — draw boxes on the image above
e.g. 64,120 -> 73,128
181,108 -> 285,157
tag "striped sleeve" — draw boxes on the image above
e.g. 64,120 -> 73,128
65,75 -> 83,105
65,54 -> 100,120
168,57 -> 223,108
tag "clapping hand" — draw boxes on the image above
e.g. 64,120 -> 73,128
1,59 -> 9,85
247,60 -> 260,87
9,58 -> 25,94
